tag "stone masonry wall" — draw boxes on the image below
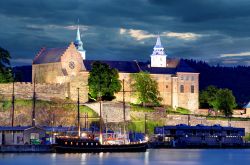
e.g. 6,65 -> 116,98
115,72 -> 199,113
84,102 -> 130,123
0,82 -> 68,101
130,111 -> 250,133
177,73 -> 199,112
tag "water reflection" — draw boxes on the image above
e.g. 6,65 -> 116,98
0,149 -> 250,165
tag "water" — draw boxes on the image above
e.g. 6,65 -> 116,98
1,149 -> 250,165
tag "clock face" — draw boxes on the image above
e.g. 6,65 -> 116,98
69,61 -> 75,69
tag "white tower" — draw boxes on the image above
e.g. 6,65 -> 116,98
150,35 -> 167,67
74,25 -> 86,60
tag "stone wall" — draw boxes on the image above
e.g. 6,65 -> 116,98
0,82 -> 68,101
115,72 -> 199,113
130,111 -> 250,133
32,43 -> 84,84
32,62 -> 63,84
197,108 -> 250,118
0,79 -> 89,103
84,101 -> 130,123
69,72 -> 89,103
176,72 -> 199,112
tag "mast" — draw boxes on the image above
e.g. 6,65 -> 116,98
32,75 -> 36,127
77,88 -> 81,137
122,79 -> 126,135
99,75 -> 103,144
11,73 -> 15,127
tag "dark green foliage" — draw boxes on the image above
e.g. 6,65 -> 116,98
199,85 -> 218,108
213,89 -> 237,117
88,61 -> 122,101
200,85 -> 237,117
0,47 -> 12,83
185,59 -> 250,107
130,71 -> 161,106
0,70 -> 12,83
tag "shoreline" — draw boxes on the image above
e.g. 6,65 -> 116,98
1,144 -> 250,153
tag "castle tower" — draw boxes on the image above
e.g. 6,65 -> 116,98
150,35 -> 167,67
74,24 -> 86,60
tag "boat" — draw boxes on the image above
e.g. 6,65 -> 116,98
53,88 -> 148,153
54,136 -> 147,153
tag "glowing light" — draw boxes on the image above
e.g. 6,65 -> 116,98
145,136 -> 149,142
99,133 -> 103,144
81,132 -> 87,137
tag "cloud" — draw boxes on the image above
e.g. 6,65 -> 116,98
11,58 -> 33,65
26,24 -> 88,31
221,60 -> 239,64
162,32 -> 202,40
0,0 -> 250,66
220,51 -> 250,57
119,28 -> 126,35
127,29 -> 155,40
64,25 -> 88,31
120,28 -> 201,41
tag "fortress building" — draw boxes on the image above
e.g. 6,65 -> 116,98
31,27 -> 199,112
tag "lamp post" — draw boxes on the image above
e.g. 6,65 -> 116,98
98,75 -> 103,144
32,75 -> 36,127
188,114 -> 191,126
77,88 -> 81,137
144,114 -> 147,135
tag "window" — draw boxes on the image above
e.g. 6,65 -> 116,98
191,76 -> 194,81
186,76 -> 189,81
191,85 -> 194,93
181,76 -> 184,80
180,85 -> 184,93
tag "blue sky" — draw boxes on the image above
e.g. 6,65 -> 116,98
1,0 -> 250,66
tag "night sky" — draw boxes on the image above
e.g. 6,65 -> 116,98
1,0 -> 250,66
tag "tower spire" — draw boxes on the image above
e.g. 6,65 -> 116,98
155,34 -> 163,48
150,34 -> 167,67
76,19 -> 81,41
74,19 -> 86,59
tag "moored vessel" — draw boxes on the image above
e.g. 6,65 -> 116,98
54,88 -> 147,153
54,135 -> 147,153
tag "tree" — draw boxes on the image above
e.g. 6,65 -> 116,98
131,71 -> 161,106
212,89 -> 237,117
88,61 -> 122,101
0,47 -> 12,83
199,85 -> 218,108
200,86 -> 237,117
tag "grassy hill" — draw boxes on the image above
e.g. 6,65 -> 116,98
0,99 -> 98,126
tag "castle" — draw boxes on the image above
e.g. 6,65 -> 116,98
31,26 -> 199,112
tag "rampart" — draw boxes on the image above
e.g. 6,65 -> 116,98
130,111 -> 250,133
84,102 -> 130,123
0,82 -> 68,101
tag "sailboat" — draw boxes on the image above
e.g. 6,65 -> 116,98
54,87 -> 148,153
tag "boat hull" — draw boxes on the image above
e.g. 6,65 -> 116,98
54,143 -> 147,153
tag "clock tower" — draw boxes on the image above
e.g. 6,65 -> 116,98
150,35 -> 167,67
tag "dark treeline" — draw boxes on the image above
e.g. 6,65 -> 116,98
184,59 -> 250,107
13,65 -> 32,82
